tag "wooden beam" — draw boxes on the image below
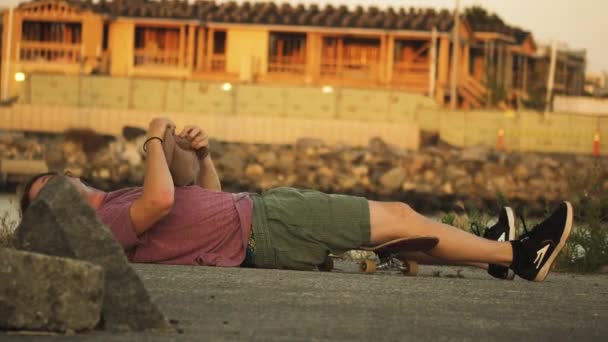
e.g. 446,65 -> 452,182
207,22 -> 447,38
412,42 -> 431,61
473,32 -> 516,44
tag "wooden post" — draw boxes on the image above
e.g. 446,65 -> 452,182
436,36 -> 450,104
2,7 -> 14,100
178,26 -> 186,67
337,37 -> 343,77
386,35 -> 395,84
429,28 -> 437,97
522,55 -> 528,93
487,41 -> 494,104
276,39 -> 283,65
305,32 -> 321,84
505,49 -> 513,91
485,41 -> 491,85
186,24 -> 195,71
563,59 -> 569,94
545,41 -> 557,115
462,43 -> 469,77
206,28 -> 214,70
196,27 -> 205,70
450,0 -> 461,109
379,35 -> 387,84
495,44 -> 502,90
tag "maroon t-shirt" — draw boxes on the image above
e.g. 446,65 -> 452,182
96,186 -> 253,267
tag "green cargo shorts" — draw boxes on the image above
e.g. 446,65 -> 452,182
249,187 -> 371,270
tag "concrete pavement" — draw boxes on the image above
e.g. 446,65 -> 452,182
2,261 -> 607,341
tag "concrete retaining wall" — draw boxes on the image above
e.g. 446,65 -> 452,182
0,105 -> 420,150
9,74 -> 607,155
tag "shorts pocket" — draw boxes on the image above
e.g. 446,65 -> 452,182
274,246 -> 329,271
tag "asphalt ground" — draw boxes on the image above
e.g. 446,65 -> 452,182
2,260 -> 607,341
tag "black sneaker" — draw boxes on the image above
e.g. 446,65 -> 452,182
510,202 -> 573,282
483,207 -> 516,280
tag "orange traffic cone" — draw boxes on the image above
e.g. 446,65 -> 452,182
497,128 -> 505,152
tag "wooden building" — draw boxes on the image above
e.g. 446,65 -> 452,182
0,0 -> 103,99
465,7 -> 538,108
465,6 -> 586,109
535,44 -> 586,96
1,0 -> 583,110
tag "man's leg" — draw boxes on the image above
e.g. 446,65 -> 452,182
368,201 -> 512,266
398,252 -> 488,270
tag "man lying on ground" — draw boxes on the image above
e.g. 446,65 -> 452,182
20,117 -> 573,282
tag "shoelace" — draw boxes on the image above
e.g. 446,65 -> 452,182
518,213 -> 538,240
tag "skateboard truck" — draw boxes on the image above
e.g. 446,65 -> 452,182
318,236 -> 437,276
360,253 -> 419,276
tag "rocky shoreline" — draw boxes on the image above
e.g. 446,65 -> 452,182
1,130 -> 606,216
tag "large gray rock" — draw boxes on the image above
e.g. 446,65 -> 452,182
0,248 -> 104,332
14,176 -> 172,332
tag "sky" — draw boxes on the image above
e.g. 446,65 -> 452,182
3,0 -> 607,73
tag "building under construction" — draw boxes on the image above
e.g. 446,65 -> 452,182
0,0 -> 587,110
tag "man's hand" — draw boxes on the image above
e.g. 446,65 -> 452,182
178,125 -> 209,152
148,117 -> 176,139
179,125 -> 221,190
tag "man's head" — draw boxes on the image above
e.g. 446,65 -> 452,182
20,171 -> 58,215
19,172 -> 103,215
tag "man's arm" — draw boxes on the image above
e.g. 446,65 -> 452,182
130,117 -> 176,235
197,154 -> 222,191
179,125 -> 222,191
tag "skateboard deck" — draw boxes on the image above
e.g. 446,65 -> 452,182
360,236 -> 439,254
318,236 -> 439,276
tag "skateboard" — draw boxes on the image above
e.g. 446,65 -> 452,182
319,236 -> 439,276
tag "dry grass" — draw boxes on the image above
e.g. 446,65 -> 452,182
0,200 -> 19,249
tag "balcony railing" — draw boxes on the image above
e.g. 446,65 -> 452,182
19,41 -> 81,64
321,59 -> 380,80
209,54 -> 226,72
134,49 -> 180,67
268,56 -> 305,74
392,61 -> 430,91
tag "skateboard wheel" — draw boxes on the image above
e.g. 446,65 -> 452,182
402,260 -> 419,276
360,259 -> 377,274
318,257 -> 334,272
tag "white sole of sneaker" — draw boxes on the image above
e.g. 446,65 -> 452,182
505,207 -> 515,241
505,207 -> 516,280
534,201 -> 573,282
